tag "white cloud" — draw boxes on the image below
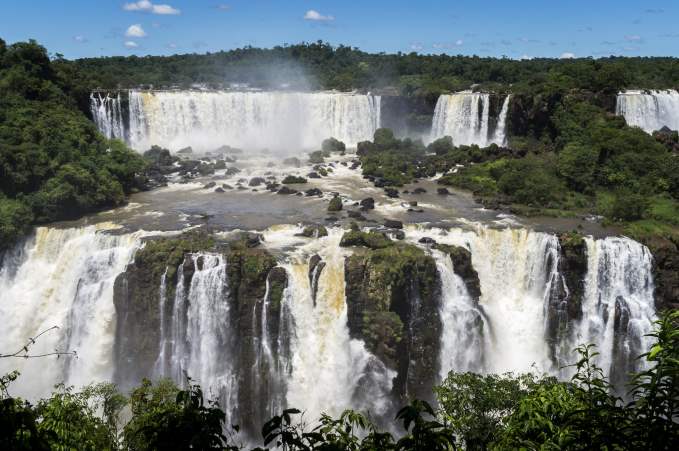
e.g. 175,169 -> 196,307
216,4 -> 230,10
560,52 -> 576,59
409,42 -> 423,51
303,10 -> 334,21
624,34 -> 642,42
167,42 -> 177,49
455,39 -> 463,46
123,1 -> 180,15
125,24 -> 147,38
73,35 -> 87,43
124,41 -> 139,48
519,54 -> 533,60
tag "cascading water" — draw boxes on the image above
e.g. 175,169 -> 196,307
90,92 -> 126,140
278,228 -> 394,420
0,225 -> 141,400
93,90 -> 382,152
430,92 -> 510,147
616,89 -> 679,133
567,237 -> 656,385
406,224 -> 656,382
430,249 -> 488,378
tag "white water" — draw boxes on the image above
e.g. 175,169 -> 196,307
93,90 -> 381,152
0,222 -> 657,420
273,227 -> 394,420
406,224 -> 656,379
430,92 -> 510,147
568,237 -> 656,376
90,92 -> 126,140
616,90 -> 679,132
0,225 -> 141,399
431,249 -> 488,378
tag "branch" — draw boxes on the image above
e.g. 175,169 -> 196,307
0,326 -> 77,359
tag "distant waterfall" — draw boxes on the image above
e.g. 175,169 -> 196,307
430,92 -> 510,147
0,225 -> 141,400
616,90 -> 679,132
90,92 -> 126,140
92,90 -> 381,152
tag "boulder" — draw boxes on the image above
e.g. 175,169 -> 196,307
384,219 -> 404,229
360,198 -> 375,210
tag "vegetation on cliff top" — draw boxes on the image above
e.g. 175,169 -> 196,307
0,38 -> 145,249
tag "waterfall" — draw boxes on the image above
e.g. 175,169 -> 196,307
90,92 -> 126,140
431,249 -> 488,378
616,90 -> 679,133
282,234 -> 394,420
567,237 -> 656,384
155,253 -> 239,425
430,92 -> 510,147
407,225 -> 656,382
91,90 -> 381,152
0,225 -> 141,400
492,94 -> 511,146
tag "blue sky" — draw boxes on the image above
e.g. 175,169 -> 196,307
1,1 -> 678,59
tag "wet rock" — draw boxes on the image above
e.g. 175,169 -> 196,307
409,201 -> 418,207
418,237 -> 436,245
245,233 -> 263,248
437,188 -> 451,195
347,210 -> 366,220
177,146 -> 193,155
266,183 -> 280,192
221,184 -> 233,189
384,188 -> 399,198
360,198 -> 375,210
434,244 -> 481,301
214,187 -> 225,193
413,187 -> 427,194
374,178 -> 388,188
390,230 -> 405,240
384,219 -> 403,229
297,225 -> 328,238
237,185 -> 247,190
282,175 -> 307,184
214,160 -> 227,170
305,188 -> 323,197
328,195 -> 343,212
308,255 -> 326,307
340,230 -> 393,249
225,167 -> 241,176
277,186 -> 298,195
248,177 -> 266,187
643,236 -> 679,311
307,172 -> 321,179
203,181 -> 217,189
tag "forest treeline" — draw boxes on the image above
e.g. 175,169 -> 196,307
1,311 -> 677,450
68,41 -> 679,99
0,38 -> 146,248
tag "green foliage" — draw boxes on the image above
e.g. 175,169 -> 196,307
435,372 -> 546,450
339,230 -> 393,249
557,143 -> 599,192
123,378 -> 234,451
0,39 -> 146,249
35,384 -> 115,451
327,195 -> 343,212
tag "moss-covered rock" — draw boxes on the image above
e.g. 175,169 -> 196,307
282,175 -> 307,184
298,225 -> 328,238
642,235 -> 679,311
339,230 -> 393,249
328,195 -> 343,212
344,243 -> 442,402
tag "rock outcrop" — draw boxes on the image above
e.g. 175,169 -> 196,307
344,243 -> 442,402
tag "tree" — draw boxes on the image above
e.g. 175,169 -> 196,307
557,143 -> 599,192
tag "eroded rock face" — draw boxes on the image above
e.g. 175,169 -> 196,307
112,232 -> 288,439
434,244 -> 481,301
344,244 -> 442,402
642,236 -> 679,311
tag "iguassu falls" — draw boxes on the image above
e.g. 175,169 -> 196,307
2,22 -> 679,447
0,87 -> 665,443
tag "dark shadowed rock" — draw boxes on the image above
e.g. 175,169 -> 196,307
384,219 -> 403,229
